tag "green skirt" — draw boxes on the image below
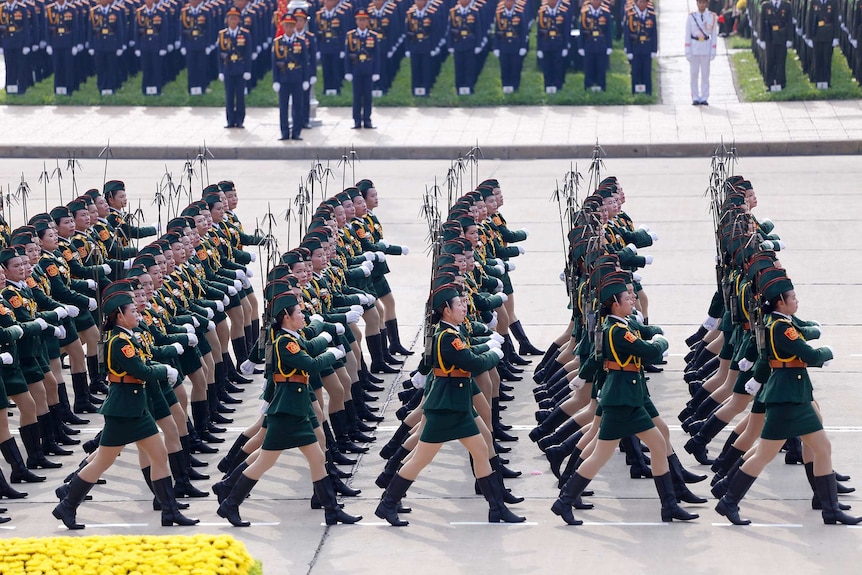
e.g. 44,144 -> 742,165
60,317 -> 80,348
421,409 -> 479,443
261,413 -> 318,450
0,377 -> 7,409
100,413 -> 159,446
761,402 -> 822,440
598,405 -> 655,441
146,381 -> 173,420
0,366 -> 28,396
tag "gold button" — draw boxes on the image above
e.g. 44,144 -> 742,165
298,387 -> 302,392
798,375 -> 802,380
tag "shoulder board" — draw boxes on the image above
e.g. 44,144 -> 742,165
118,332 -> 132,340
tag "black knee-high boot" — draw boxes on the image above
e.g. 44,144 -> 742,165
510,320 -> 543,355
52,475 -> 95,529
368,334 -> 399,374
477,471 -> 526,523
0,464 -> 26,499
170,451 -> 208,498
805,462 -> 851,511
684,413 -> 728,464
379,422 -> 411,460
489,455 -> 524,504
715,469 -> 757,525
384,318 -> 413,356
218,434 -> 251,474
552,472 -> 591,525
86,354 -> 108,395
1,437 -> 44,483
375,473 -> 413,526
655,471 -> 699,521
814,472 -> 860,523
314,475 -> 363,525
191,400 -> 222,445
710,431 -> 741,474
23,422 -> 61,469
668,454 -> 708,503
685,325 -> 709,348
49,404 -> 80,446
217,472 -> 257,527
153,476 -> 199,526
57,379 -> 89,425
538,418 -> 581,452
72,371 -> 100,414
546,431 -> 583,479
492,398 -> 518,442
528,405 -> 570,443
228,340 -> 252,385
535,342 -> 561,374
620,435 -> 652,479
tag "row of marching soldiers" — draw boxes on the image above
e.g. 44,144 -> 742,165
746,0 -> 862,92
0,178 -> 289,527
677,175 -> 858,525
525,176 -> 715,525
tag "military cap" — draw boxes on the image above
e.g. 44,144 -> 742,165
480,179 -> 499,188
102,280 -> 135,300
456,216 -> 477,231
442,240 -> 465,255
29,213 -> 52,227
302,238 -> 323,253
598,276 -> 628,305
437,254 -> 456,267
432,273 -> 457,289
84,189 -> 102,201
226,7 -> 241,17
50,205 -> 73,222
162,232 -> 182,245
282,13 -> 296,24
166,217 -> 192,232
125,265 -> 149,279
78,195 -> 94,207
356,179 -> 374,195
67,199 -> 88,215
476,185 -> 495,198
355,8 -> 369,18
134,253 -> 158,270
431,283 -> 461,310
293,8 -> 308,18
181,204 -> 202,218
344,187 -> 361,199
760,269 -> 794,302
271,292 -> 300,318
0,246 -> 24,266
280,250 -> 304,267
9,226 -> 35,246
441,223 -> 462,241
102,291 -> 134,317
32,219 -> 52,234
103,180 -> 125,198
267,264 -> 294,282
218,181 -> 236,193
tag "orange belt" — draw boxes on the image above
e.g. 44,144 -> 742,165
433,368 -> 471,378
273,373 -> 309,384
108,374 -> 145,384
769,359 -> 807,369
742,322 -> 750,330
604,360 -> 640,373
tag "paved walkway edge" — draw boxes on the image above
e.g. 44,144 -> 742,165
0,140 -> 859,160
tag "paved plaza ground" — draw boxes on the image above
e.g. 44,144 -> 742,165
0,156 -> 860,574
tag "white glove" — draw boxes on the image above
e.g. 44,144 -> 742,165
251,51 -> 258,60
650,52 -> 657,59
187,333 -> 198,347
832,38 -> 839,48
329,346 -> 346,361
215,301 -> 224,313
302,81 -> 309,90
159,49 -> 167,57
493,49 -> 500,58
757,40 -> 765,50
243,72 -> 251,80
495,263 -> 505,275
494,279 -> 503,293
361,261 -> 373,277
344,73 -> 353,82
517,246 -> 525,255
184,324 -> 196,334
205,307 -> 215,320
102,263 -> 112,274
822,345 -> 834,367
578,48 -> 585,57
320,331 -> 333,343
310,314 -> 324,323
46,46 -> 53,55
626,243 -> 638,254
0,352 -> 12,365
626,52 -> 633,60
649,231 -> 659,242
350,305 -> 364,314
339,51 -> 345,58
499,293 -> 509,303
218,73 -> 225,82
702,316 -> 720,331
489,332 -> 504,345
411,371 -> 427,389
559,271 -> 566,282
335,323 -> 345,335
54,307 -> 69,320
35,318 -> 50,330
744,380 -> 762,395
486,338 -> 501,350
473,46 -> 482,54
363,251 -> 376,262
191,317 -> 200,328
207,321 -> 216,332
488,311 -> 498,330
786,40 -> 793,49
852,39 -> 859,49
345,310 -> 362,324
643,255 -> 654,265
89,49 -> 95,56
123,258 -> 135,270
86,279 -> 98,291
372,74 -> 380,82
7,325 -> 23,340
72,46 -> 78,56
505,261 -> 516,272
272,82 -> 281,92
737,358 -> 754,372
568,376 -> 586,391
357,294 -> 369,305
448,47 -> 455,53
518,48 -> 526,56
88,298 -> 98,312
22,47 -> 31,55
64,305 -> 80,318
519,228 -> 529,237
401,246 -> 410,255
634,309 -> 645,323
165,366 -> 179,385
637,224 -> 650,232
536,50 -> 544,59
376,252 -> 387,262
632,272 -> 643,282
235,270 -> 247,282
405,51 -> 411,58
206,46 -> 213,55
241,277 -> 252,290
490,347 -> 505,360
53,325 -> 67,339
651,334 -> 668,348
232,279 -> 243,291
806,38 -> 813,48
222,295 -> 230,306
239,359 -> 255,375
181,47 -> 187,56
172,342 -> 185,355
227,285 -> 238,296
116,48 -> 123,57
379,239 -> 390,249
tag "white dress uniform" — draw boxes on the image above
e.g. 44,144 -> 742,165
684,7 -> 718,104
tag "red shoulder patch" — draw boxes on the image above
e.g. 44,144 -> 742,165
25,278 -> 36,288
46,264 -> 59,277
356,228 -> 366,239
451,338 -> 467,351
784,327 -> 799,341
62,249 -> 74,261
286,341 -> 301,354
99,229 -> 110,241
8,296 -> 22,308
121,344 -> 136,358
623,331 -> 638,344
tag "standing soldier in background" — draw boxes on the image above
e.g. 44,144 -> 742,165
294,8 -> 316,130
493,0 -> 527,94
449,0 -> 483,95
685,0 -> 717,105
805,0 -> 839,88
578,0 -> 613,92
367,0 -> 399,95
623,0 -> 657,95
218,7 -> 252,129
88,0 -> 126,95
133,0 -> 169,96
404,0 -> 439,96
316,0 -> 348,95
0,0 -> 32,95
234,0 -> 261,90
272,13 -> 309,141
344,9 -> 380,129
180,0 -> 214,95
759,0 -> 792,91
536,0 -> 572,94
44,0 -> 79,95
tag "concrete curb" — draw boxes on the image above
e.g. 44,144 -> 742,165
1,140 -> 860,160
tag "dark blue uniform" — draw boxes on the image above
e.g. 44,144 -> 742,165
315,6 -> 348,94
296,27 -> 317,128
179,1 -> 214,94
536,0 -> 572,92
272,31 -> 310,139
45,0 -> 78,94
805,0 -> 838,87
493,3 -> 527,91
133,3 -> 169,95
344,26 -> 380,127
623,4 -> 657,94
88,2 -> 126,94
367,2 -> 399,92
404,1 -> 439,95
578,2 -> 612,90
448,2 -> 483,94
218,26 -> 252,128
0,0 -> 33,94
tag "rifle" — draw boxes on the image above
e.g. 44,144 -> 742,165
38,162 -> 51,212
66,151 -> 83,197
52,160 -> 64,206
98,140 -> 113,190
420,180 -> 442,367
15,174 -> 32,223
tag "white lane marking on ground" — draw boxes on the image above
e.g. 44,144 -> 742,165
60,523 -> 150,529
711,523 -> 802,528
197,522 -> 281,527
449,522 -> 539,526
580,522 -> 668,527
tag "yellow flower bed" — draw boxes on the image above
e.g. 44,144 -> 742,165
0,534 -> 256,575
